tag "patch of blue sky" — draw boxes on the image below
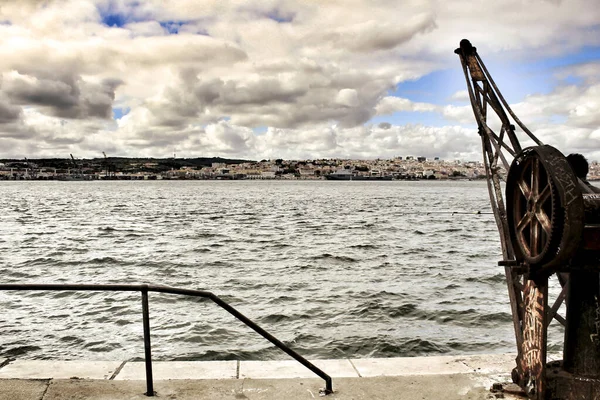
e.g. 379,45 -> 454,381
97,1 -> 212,35
529,46 -> 600,69
160,21 -> 186,34
390,64 -> 545,106
562,75 -> 584,86
252,126 -> 268,135
391,46 -> 600,107
101,12 -> 127,27
265,9 -> 295,23
388,68 -> 467,105
113,107 -> 130,120
476,46 -> 600,99
508,46 -> 600,89
482,58 -> 588,100
548,115 -> 568,125
159,20 -> 209,36
97,1 -> 150,28
0,20 -> 11,25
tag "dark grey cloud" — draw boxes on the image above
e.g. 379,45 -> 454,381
0,120 -> 36,139
183,73 -> 307,106
149,63 -> 388,130
151,71 -> 309,128
84,78 -> 124,119
221,78 -> 307,105
6,77 -> 78,110
0,97 -> 22,124
378,122 -> 391,129
4,73 -> 123,120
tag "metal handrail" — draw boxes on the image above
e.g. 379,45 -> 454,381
0,283 -> 333,396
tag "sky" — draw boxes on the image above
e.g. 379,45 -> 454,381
0,0 -> 599,162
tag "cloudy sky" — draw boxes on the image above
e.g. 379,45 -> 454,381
0,0 -> 598,161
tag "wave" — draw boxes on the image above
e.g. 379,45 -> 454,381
441,228 -> 462,232
318,336 -> 452,358
346,300 -> 512,326
0,180 -> 515,361
311,253 -> 358,262
0,345 -> 42,358
349,244 -> 378,249
466,273 -> 505,284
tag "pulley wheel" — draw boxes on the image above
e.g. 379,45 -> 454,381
506,145 -> 584,275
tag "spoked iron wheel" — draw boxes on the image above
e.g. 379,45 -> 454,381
510,155 -> 558,265
506,145 -> 583,276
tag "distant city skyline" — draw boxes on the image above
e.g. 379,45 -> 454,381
0,154 -> 489,163
0,1 -> 598,162
2,152 -> 600,181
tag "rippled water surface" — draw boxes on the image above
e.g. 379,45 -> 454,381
0,180 -> 565,361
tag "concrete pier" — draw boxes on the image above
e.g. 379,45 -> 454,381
0,354 -> 535,399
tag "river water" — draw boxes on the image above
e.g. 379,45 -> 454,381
0,180 -> 565,361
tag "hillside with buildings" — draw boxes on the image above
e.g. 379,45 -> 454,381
1,156 -> 598,181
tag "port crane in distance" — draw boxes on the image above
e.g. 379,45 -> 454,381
69,153 -> 80,177
102,151 -> 110,178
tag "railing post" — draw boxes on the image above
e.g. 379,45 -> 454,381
0,283 -> 333,394
141,285 -> 155,396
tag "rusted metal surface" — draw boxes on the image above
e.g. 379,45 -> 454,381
583,226 -> 600,251
547,362 -> 600,399
506,146 -> 584,277
455,39 -> 600,400
455,39 -> 527,353
563,270 -> 600,377
518,279 -> 548,399
584,195 -> 600,224
458,40 -> 485,81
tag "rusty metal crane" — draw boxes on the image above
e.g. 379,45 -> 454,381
455,39 -> 600,399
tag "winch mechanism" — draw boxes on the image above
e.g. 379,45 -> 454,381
456,39 -> 600,399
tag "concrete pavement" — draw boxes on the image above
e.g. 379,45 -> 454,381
0,354 -> 530,399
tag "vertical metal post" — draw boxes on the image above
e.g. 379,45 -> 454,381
563,270 -> 600,376
141,286 -> 155,396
